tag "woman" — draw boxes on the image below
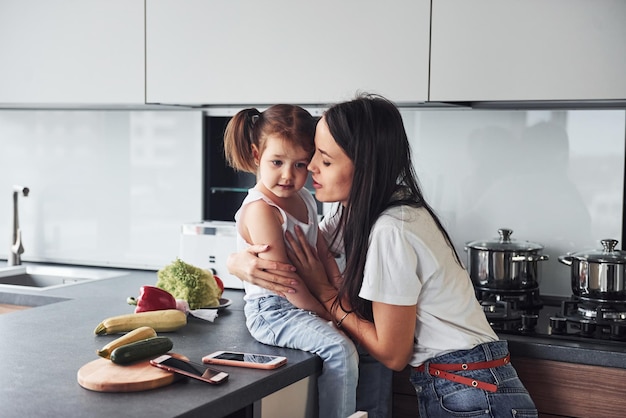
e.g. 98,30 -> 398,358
229,94 -> 537,417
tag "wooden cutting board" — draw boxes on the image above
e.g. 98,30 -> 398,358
77,353 -> 187,392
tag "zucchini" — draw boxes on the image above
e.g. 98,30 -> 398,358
94,309 -> 187,335
96,326 -> 157,359
110,336 -> 174,364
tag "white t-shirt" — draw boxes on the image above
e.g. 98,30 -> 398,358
321,205 -> 497,367
235,187 -> 319,300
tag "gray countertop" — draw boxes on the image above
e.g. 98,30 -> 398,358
1,264 -> 626,418
505,332 -> 626,368
0,267 -> 320,418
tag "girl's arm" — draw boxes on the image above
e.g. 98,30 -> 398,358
286,226 -> 415,371
226,245 -> 299,296
240,200 -> 332,320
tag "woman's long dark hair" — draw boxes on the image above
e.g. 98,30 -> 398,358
325,94 -> 461,322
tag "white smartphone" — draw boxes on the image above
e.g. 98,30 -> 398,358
202,351 -> 287,370
150,354 -> 229,384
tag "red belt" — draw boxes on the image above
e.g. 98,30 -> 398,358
414,353 -> 510,393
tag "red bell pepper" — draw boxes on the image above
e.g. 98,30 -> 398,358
213,275 -> 225,294
133,285 -> 177,313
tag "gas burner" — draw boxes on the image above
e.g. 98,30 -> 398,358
481,300 -> 522,320
475,286 -> 543,333
574,299 -> 626,321
549,298 -> 626,341
485,313 -> 538,334
475,286 -> 543,313
577,306 -> 626,321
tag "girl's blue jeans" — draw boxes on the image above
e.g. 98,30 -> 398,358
245,296 -> 359,418
410,340 -> 538,417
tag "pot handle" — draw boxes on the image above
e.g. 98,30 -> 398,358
558,255 -> 573,266
511,254 -> 550,262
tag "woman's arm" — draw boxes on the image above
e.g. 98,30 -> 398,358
226,245 -> 299,296
286,226 -> 415,371
315,231 -> 343,288
227,227 -> 342,294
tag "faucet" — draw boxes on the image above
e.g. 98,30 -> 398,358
9,185 -> 29,266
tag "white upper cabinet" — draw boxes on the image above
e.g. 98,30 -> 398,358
430,0 -> 626,102
146,0 -> 430,106
0,0 -> 145,106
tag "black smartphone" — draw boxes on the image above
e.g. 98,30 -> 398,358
150,354 -> 229,384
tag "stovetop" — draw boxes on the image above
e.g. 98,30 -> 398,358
474,287 -> 626,370
480,293 -> 626,347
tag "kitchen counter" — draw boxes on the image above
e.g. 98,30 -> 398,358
0,267 -> 321,418
2,265 -> 626,418
504,330 -> 626,369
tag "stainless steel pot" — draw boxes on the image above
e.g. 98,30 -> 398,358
558,239 -> 626,302
465,228 -> 549,289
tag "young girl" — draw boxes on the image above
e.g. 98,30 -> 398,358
223,104 -> 358,418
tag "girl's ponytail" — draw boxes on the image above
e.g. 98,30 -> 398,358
224,108 -> 262,173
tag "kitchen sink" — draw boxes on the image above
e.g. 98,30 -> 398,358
0,264 -> 127,290
0,291 -> 68,308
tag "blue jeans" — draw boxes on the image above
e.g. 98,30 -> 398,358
245,296 -> 359,418
410,341 -> 537,418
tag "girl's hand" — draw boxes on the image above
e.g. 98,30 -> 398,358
285,226 -> 336,300
226,245 -> 299,295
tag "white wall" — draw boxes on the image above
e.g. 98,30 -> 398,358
0,110 -> 203,269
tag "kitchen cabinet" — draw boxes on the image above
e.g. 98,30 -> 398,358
430,0 -> 626,102
145,0 -> 430,106
0,0 -> 145,106
512,357 -> 626,418
392,367 -> 419,417
391,356 -> 626,418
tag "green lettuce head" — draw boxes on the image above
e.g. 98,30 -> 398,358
156,258 -> 221,309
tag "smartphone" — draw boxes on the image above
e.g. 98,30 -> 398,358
202,351 -> 287,370
150,354 -> 229,384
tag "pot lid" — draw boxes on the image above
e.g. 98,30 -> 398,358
465,228 -> 544,252
568,239 -> 626,264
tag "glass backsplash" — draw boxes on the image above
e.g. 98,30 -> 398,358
0,110 -> 203,269
402,109 -> 625,297
0,108 -> 624,296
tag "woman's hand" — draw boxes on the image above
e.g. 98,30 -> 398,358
226,245 -> 300,296
285,226 -> 337,303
